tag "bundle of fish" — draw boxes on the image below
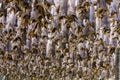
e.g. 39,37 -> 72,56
0,0 -> 120,80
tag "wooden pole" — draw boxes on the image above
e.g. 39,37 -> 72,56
115,47 -> 120,80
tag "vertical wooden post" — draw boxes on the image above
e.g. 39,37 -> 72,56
60,0 -> 68,15
115,48 -> 120,80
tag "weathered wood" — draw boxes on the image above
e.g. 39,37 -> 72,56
60,0 -> 68,15
115,48 -> 120,80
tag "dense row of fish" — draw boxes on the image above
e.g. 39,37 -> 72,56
0,0 -> 120,80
